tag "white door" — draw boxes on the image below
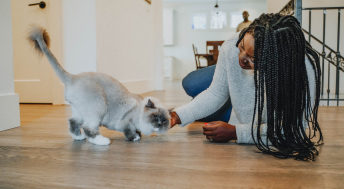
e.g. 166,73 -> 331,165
12,0 -> 54,103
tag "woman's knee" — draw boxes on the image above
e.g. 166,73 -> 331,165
182,66 -> 216,97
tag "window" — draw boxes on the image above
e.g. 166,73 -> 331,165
210,11 -> 227,29
230,12 -> 243,28
192,14 -> 207,30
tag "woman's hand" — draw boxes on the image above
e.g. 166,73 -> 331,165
170,111 -> 181,128
203,121 -> 237,143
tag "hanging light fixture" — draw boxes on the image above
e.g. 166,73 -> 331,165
214,0 -> 219,14
214,0 -> 219,8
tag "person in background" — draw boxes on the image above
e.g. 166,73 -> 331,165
236,11 -> 252,32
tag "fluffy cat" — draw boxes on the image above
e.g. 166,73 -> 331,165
29,27 -> 170,145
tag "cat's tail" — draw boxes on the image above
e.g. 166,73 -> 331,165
28,27 -> 72,84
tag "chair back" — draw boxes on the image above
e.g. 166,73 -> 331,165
206,41 -> 224,62
192,44 -> 202,69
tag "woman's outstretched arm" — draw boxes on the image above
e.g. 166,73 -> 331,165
173,42 -> 232,126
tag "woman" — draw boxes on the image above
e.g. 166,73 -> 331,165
170,13 -> 323,161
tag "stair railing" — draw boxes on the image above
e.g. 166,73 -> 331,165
280,0 -> 344,106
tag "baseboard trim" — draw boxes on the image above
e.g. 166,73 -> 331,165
0,93 -> 20,131
122,80 -> 155,94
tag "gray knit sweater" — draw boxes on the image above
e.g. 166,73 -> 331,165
175,35 -> 316,144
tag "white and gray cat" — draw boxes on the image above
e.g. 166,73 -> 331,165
29,27 -> 170,145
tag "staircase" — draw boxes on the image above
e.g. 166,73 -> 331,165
280,0 -> 344,106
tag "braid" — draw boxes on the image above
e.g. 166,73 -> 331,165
237,14 -> 323,161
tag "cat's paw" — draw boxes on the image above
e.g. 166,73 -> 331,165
133,135 -> 141,142
88,135 -> 111,145
70,132 -> 86,140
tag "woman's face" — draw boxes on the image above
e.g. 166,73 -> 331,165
238,33 -> 255,70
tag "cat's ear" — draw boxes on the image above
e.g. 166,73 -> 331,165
145,99 -> 156,109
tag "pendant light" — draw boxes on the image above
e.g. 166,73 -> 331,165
214,0 -> 219,14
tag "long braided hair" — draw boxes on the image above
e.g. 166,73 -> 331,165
236,14 -> 323,161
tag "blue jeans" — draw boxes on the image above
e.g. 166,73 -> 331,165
182,65 -> 232,122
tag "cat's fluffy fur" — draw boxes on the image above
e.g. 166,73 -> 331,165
29,27 -> 170,145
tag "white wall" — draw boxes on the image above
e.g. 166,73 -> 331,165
96,0 -> 164,94
153,0 -> 165,90
0,0 -> 20,131
163,0 -> 267,79
62,0 -> 97,74
266,0 -> 290,13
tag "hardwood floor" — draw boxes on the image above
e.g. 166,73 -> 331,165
0,80 -> 343,189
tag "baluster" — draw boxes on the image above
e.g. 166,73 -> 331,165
295,0 -> 302,24
321,10 -> 326,100
335,9 -> 341,106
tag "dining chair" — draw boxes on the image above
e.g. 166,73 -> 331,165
192,44 -> 207,70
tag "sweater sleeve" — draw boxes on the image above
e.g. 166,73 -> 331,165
174,42 -> 231,126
